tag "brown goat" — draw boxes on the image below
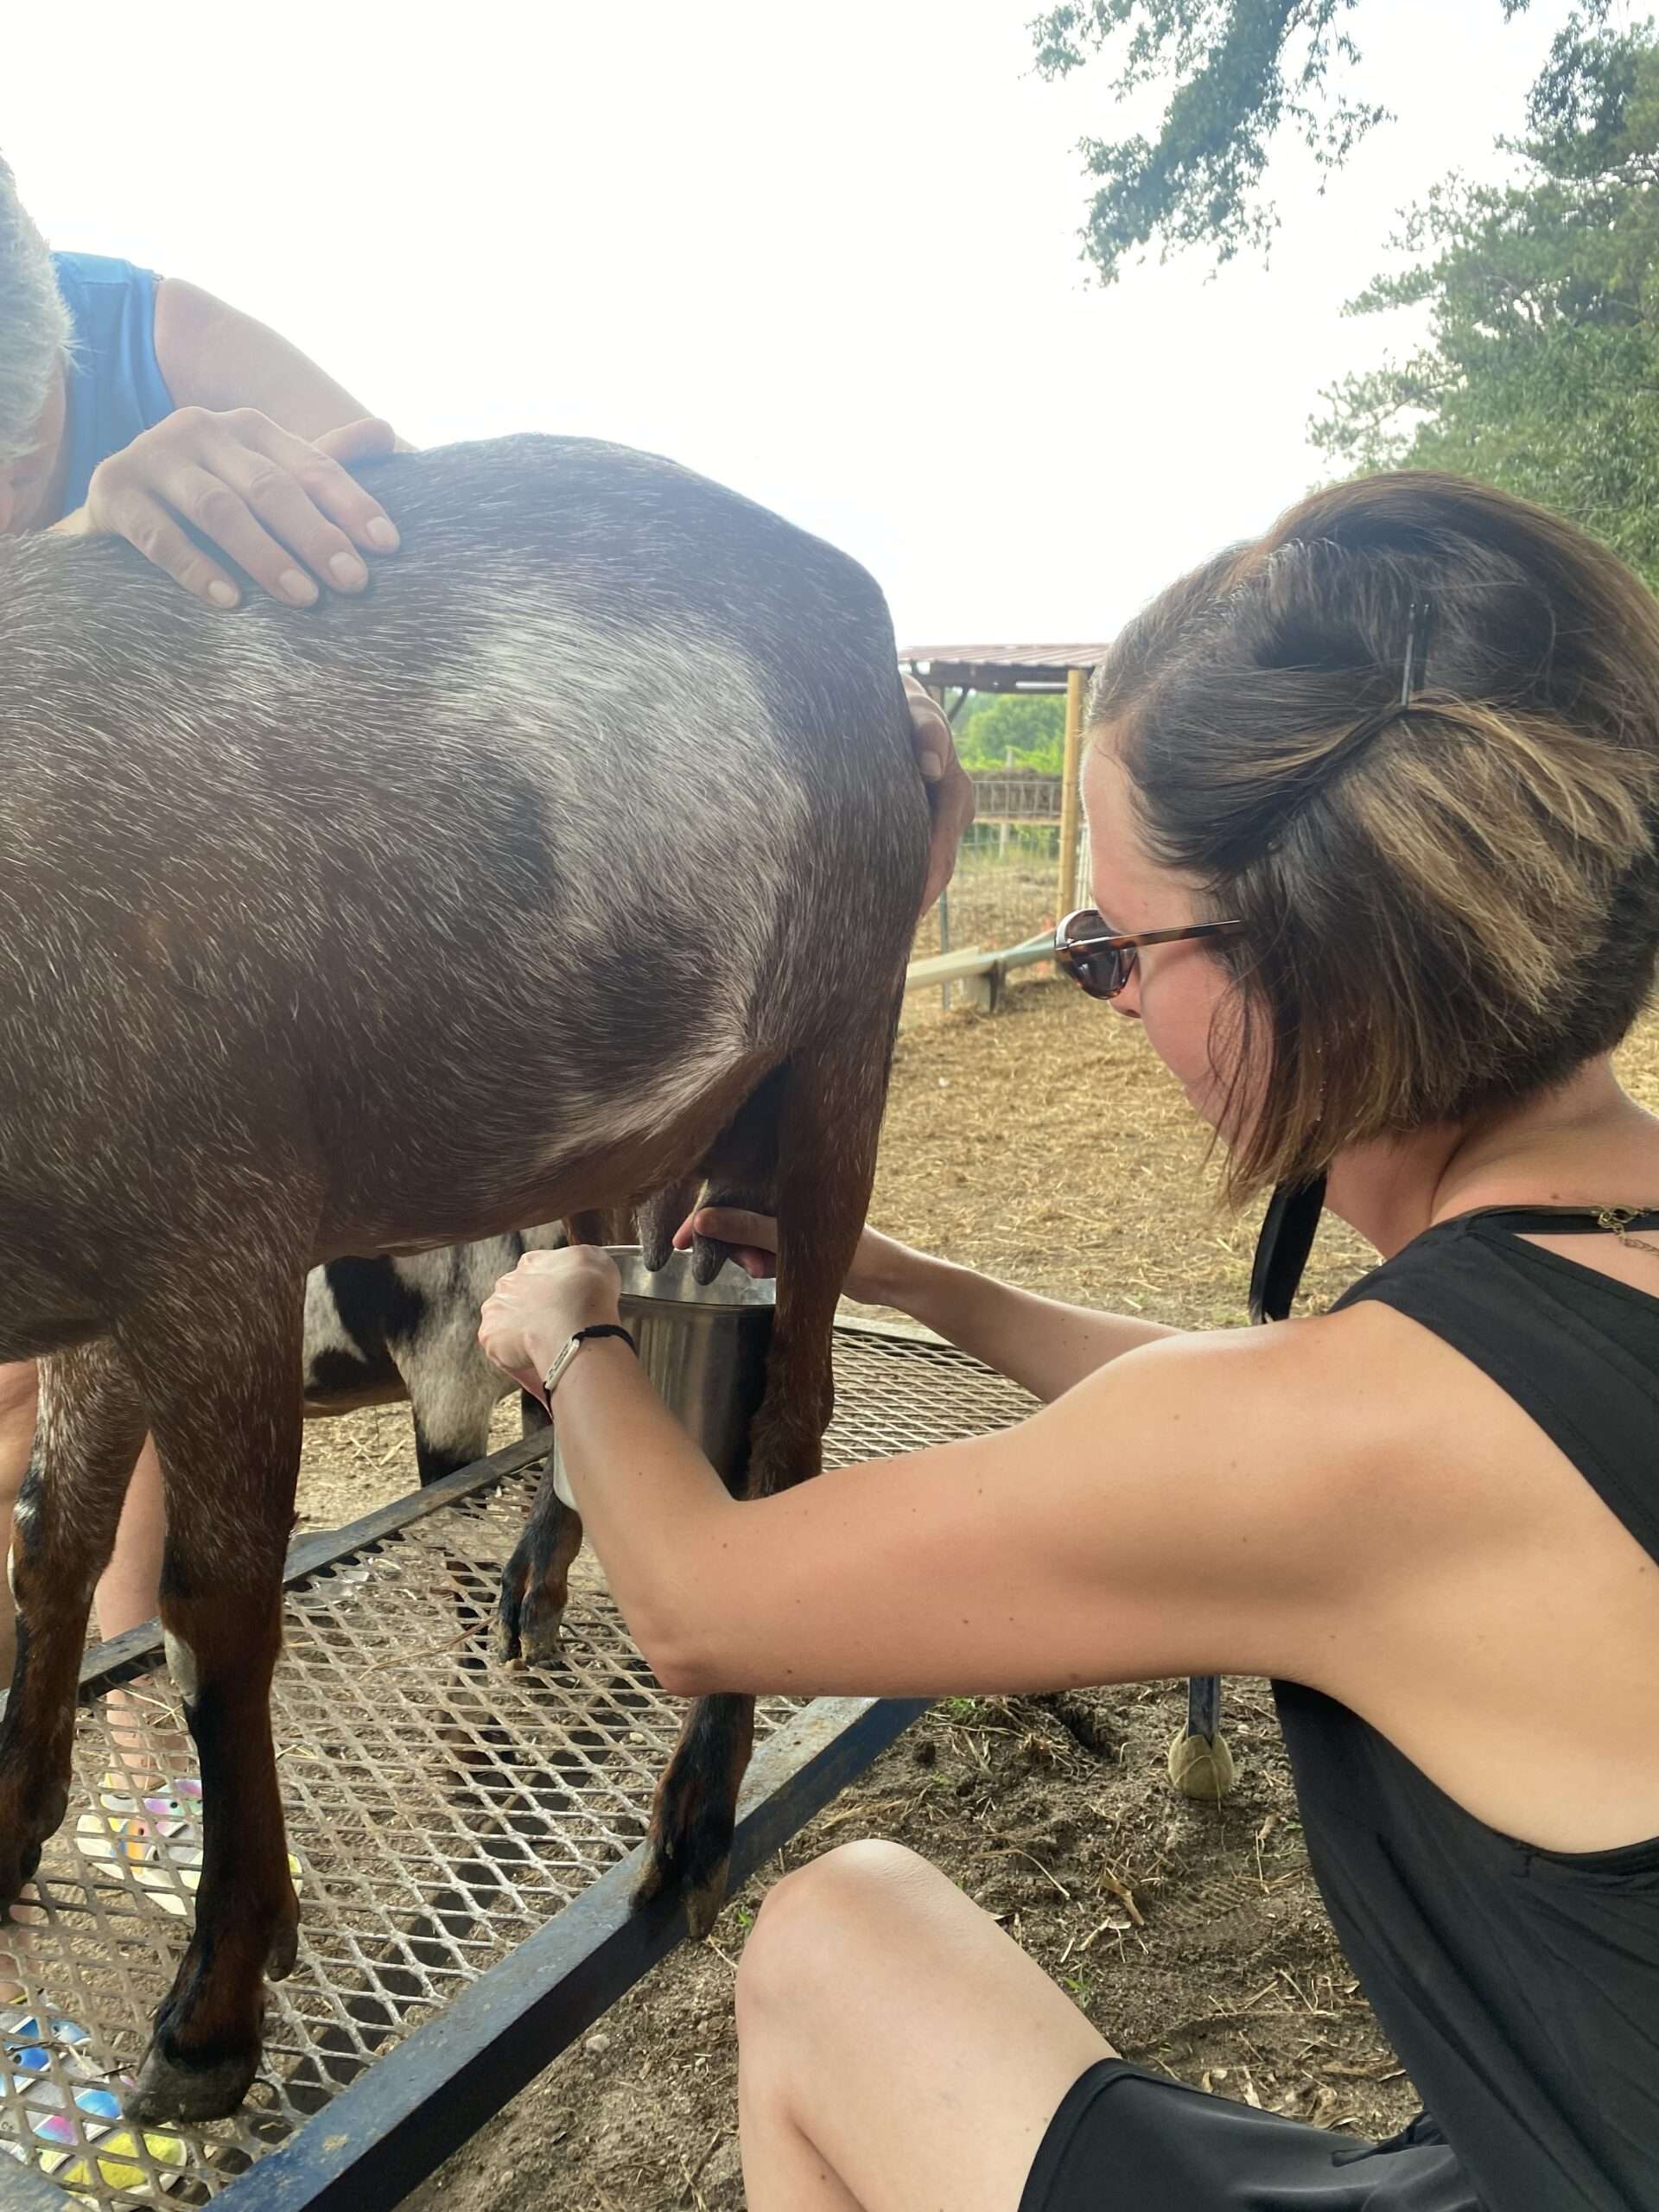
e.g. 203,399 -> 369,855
0,435 -> 927,2122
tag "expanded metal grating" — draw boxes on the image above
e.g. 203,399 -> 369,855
0,1326 -> 1035,2208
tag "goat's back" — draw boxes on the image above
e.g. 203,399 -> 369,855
0,438 -> 926,1255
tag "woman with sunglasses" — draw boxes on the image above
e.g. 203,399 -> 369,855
481,470 -> 1659,2212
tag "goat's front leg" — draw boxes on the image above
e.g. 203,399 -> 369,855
123,1278 -> 306,2126
0,1338 -> 148,1903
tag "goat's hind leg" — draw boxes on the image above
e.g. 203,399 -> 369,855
124,1274 -> 306,2126
0,1339 -> 146,1904
634,1039 -> 883,1935
493,1209 -> 627,1668
494,1452 -> 582,1669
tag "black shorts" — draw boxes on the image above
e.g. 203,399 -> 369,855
1020,2062 -> 1480,2211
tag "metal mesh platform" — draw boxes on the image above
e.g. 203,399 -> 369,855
0,1325 -> 1035,2209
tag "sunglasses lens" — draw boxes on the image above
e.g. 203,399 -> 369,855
1058,912 -> 1126,1000
1084,947 -> 1128,999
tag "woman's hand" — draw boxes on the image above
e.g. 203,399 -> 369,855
671,1205 -> 914,1306
60,408 -> 403,609
906,674 -> 975,917
478,1247 -> 625,1400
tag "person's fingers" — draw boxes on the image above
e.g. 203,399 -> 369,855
312,415 -> 397,466
690,1205 -> 779,1251
286,415 -> 403,551
920,757 -> 976,915
904,677 -> 952,782
93,409 -> 401,601
204,416 -> 378,591
671,1209 -> 776,1274
97,480 -> 247,607
912,722 -> 949,779
162,458 -> 326,605
901,674 -> 973,914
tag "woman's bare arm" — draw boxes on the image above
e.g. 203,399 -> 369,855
539,1313 -> 1356,1700
683,1208 -> 1179,1402
51,279 -> 414,607
868,1240 -> 1179,1400
153,278 -> 416,447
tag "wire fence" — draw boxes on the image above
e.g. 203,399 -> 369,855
906,817 -> 1089,1022
911,827 -> 1062,967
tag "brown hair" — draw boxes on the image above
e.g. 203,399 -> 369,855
1091,471 -> 1659,1204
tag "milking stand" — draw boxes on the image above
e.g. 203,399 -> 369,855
1,1323 -> 1039,2212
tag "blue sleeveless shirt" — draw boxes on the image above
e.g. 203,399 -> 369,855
50,251 -> 175,514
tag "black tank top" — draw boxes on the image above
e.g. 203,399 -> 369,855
1273,1206 -> 1659,2210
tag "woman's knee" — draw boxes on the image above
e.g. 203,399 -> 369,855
737,1840 -> 946,2027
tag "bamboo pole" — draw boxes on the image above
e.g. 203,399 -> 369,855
1056,666 -> 1086,918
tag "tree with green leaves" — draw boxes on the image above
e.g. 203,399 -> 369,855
1312,17 -> 1659,588
953,693 -> 1067,773
1031,0 -> 1612,284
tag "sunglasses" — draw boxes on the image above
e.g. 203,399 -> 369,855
1053,907 -> 1246,1000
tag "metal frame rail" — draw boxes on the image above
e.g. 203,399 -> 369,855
226,1696 -> 919,2212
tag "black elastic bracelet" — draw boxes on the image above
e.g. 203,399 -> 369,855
574,1324 -> 637,1355
543,1320 -> 639,1404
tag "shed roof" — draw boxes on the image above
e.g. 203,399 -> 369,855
898,643 -> 1110,692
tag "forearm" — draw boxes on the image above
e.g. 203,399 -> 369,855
868,1242 -> 1179,1401
538,1337 -> 734,1684
153,277 -> 409,444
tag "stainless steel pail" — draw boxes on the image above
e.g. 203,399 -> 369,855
550,1246 -> 775,1504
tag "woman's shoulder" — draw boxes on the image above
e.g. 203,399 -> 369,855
1081,1300 -> 1435,1510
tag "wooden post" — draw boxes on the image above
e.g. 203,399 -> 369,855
1056,667 -> 1086,918
927,684 -> 953,1010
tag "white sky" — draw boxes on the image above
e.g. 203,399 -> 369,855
7,1 -> 1586,645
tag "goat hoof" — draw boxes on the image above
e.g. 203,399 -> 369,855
682,1859 -> 731,1942
0,1832 -> 45,1909
124,2034 -> 258,2125
630,1840 -> 732,1938
516,1593 -> 566,1670
494,1562 -> 566,1670
266,1914 -> 300,1982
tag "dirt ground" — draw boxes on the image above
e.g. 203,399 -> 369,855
289,980 -> 1659,2211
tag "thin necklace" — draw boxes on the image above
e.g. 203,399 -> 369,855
1594,1205 -> 1659,1259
